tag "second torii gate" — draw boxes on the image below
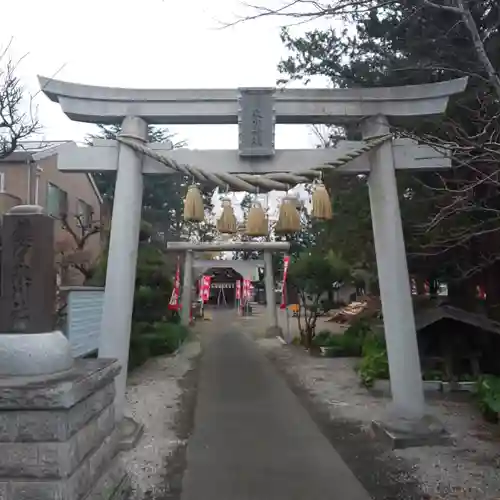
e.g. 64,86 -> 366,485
166,241 -> 289,330
38,76 -> 467,440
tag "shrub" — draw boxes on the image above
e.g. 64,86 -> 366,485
129,336 -> 151,371
133,244 -> 173,324
344,317 -> 373,341
325,335 -> 363,357
476,375 -> 500,423
145,322 -> 189,357
312,330 -> 332,347
357,333 -> 389,387
128,322 -> 189,371
289,251 -> 352,348
312,329 -> 364,357
422,369 -> 445,381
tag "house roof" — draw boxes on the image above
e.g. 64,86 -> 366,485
192,259 -> 264,281
415,304 -> 500,335
0,141 -> 73,163
0,141 -> 103,205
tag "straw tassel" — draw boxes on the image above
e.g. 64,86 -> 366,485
245,201 -> 268,237
217,198 -> 238,234
183,185 -> 205,222
311,183 -> 333,220
275,195 -> 301,235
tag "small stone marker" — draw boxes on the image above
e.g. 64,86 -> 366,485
0,205 -> 56,333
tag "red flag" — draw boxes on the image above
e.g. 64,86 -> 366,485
243,279 -> 251,300
240,279 -> 251,314
200,275 -> 212,303
280,255 -> 291,310
168,257 -> 181,311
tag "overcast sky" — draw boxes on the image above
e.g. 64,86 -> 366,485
2,0 -> 336,221
3,0 -> 331,151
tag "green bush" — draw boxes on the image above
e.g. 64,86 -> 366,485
87,235 -> 184,372
312,328 -> 364,358
325,335 -> 363,357
357,333 -> 389,387
312,330 -> 332,347
145,322 -> 189,357
344,317 -> 373,341
133,244 -> 173,324
422,369 -> 444,381
128,322 -> 189,371
129,336 -> 151,371
476,375 -> 500,423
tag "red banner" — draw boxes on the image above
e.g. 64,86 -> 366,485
240,279 -> 251,314
280,255 -> 291,310
200,275 -> 212,303
235,280 -> 241,300
168,257 -> 181,311
243,279 -> 251,300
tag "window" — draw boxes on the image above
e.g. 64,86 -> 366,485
47,183 -> 68,218
77,199 -> 93,227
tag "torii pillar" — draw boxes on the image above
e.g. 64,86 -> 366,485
37,76 -> 467,442
363,116 -> 425,420
98,116 -> 147,421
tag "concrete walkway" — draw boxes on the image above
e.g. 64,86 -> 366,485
180,329 -> 371,500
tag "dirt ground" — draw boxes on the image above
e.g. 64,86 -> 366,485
201,304 -> 347,339
202,307 -> 500,500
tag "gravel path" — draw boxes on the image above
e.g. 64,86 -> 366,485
257,338 -> 500,500
122,339 -> 201,500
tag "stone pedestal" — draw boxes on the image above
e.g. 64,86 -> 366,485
0,359 -> 129,500
371,413 -> 452,450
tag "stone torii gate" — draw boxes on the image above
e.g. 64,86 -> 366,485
166,241 -> 290,330
38,76 -> 467,436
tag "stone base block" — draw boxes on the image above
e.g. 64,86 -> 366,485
265,326 -> 283,338
117,416 -> 144,452
0,359 -> 130,500
371,414 -> 453,449
85,455 -> 130,500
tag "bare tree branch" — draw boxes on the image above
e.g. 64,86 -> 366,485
424,0 -> 500,98
229,0 -> 500,98
57,213 -> 101,281
0,41 -> 39,159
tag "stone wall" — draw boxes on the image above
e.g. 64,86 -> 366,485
0,360 -> 129,500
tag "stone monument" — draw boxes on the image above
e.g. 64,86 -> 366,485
0,205 -> 129,499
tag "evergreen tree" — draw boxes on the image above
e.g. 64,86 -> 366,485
275,0 -> 500,313
87,124 -> 217,244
